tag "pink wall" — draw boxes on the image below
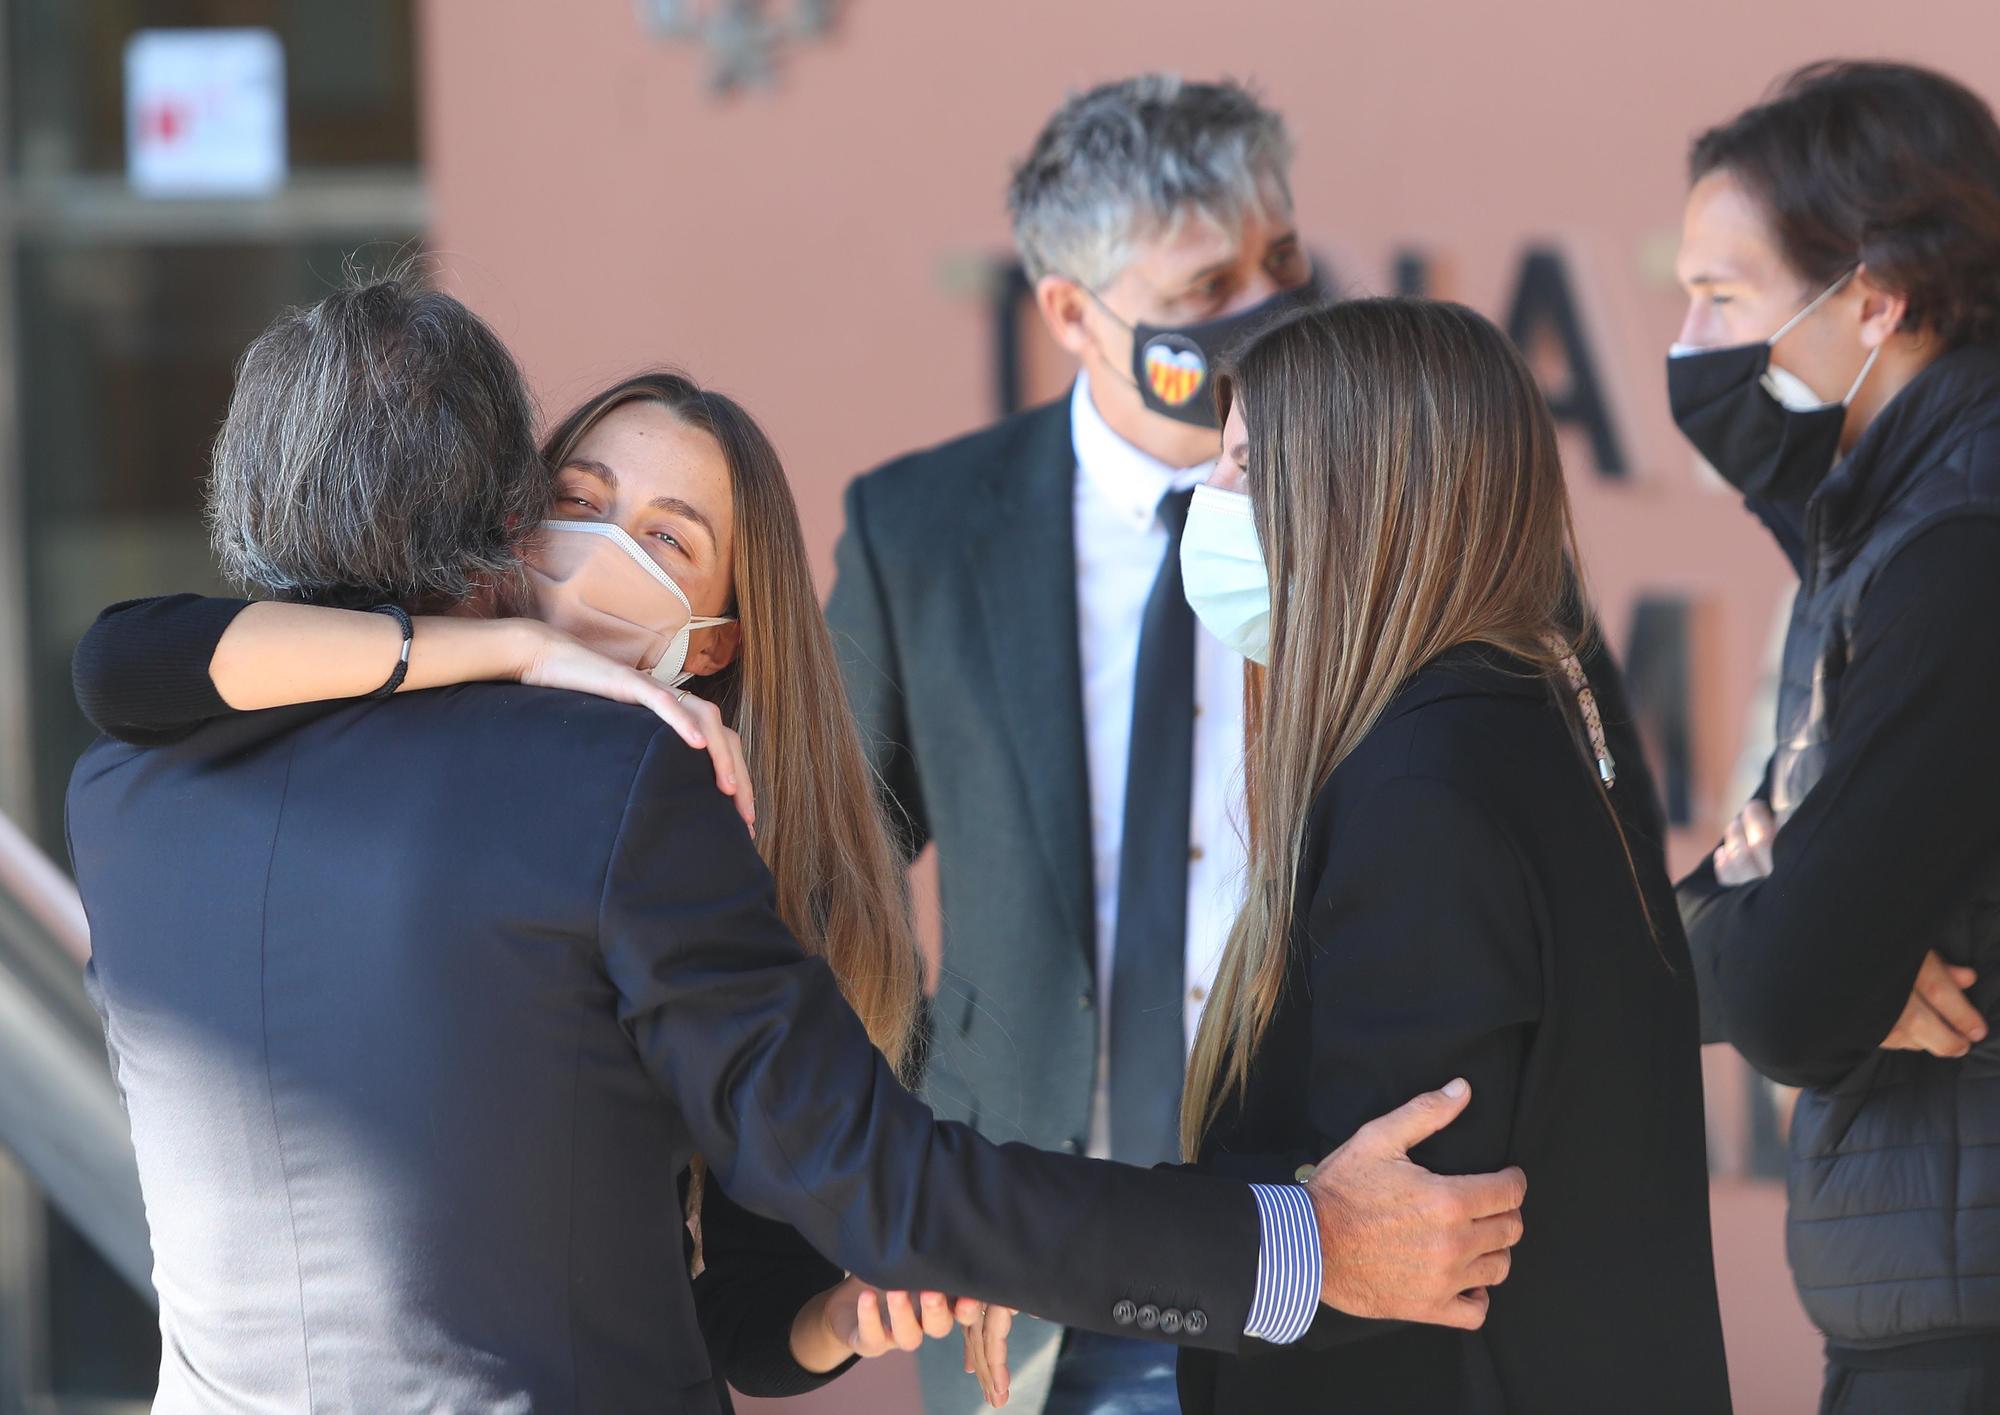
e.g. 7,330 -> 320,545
418,3 -> 2000,1409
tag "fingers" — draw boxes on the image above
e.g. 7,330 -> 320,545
1712,833 -> 1756,888
1916,951 -> 1987,1047
919,1292 -> 955,1340
1344,1078 -> 1472,1159
855,1288 -> 888,1355
644,680 -> 711,751
883,1290 -> 926,1351
963,1317 -> 993,1397
1741,800 -> 1776,875
1715,801 -> 1778,886
982,1306 -> 1013,1406
642,689 -> 755,832
726,726 -> 756,834
1444,1165 -> 1529,1221
1467,1208 -> 1525,1257
1886,995 -> 1976,1057
951,1296 -> 984,1326
1460,1247 -> 1513,1291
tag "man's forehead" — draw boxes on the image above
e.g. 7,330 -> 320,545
1676,170 -> 1783,286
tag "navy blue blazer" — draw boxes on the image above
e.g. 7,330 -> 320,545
68,685 -> 1263,1413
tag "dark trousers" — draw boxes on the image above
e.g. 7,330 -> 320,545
1043,1329 -> 1180,1415
1822,1336 -> 2000,1414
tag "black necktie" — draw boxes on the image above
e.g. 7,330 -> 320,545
1109,487 -> 1196,1165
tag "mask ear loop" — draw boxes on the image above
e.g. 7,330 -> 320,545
1767,266 -> 1860,348
1068,280 -> 1153,401
1764,267 -> 1880,410
1841,343 -> 1883,406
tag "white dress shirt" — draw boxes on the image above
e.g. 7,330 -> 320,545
1070,374 -> 1249,1162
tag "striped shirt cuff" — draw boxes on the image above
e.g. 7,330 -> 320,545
1243,1182 -> 1320,1344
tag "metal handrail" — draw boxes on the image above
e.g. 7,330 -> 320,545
0,810 -> 88,964
0,813 -> 154,1302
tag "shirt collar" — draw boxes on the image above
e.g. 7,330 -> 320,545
1071,373 -> 1215,532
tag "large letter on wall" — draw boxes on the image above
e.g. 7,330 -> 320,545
1504,247 -> 1629,479
1622,595 -> 1694,827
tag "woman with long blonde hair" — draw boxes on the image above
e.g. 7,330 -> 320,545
1165,299 -> 1729,1413
74,371 -> 967,1392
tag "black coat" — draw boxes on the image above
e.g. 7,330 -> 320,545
67,684 -> 1263,1414
1679,344 -> 2000,1349
1179,646 -> 1731,1415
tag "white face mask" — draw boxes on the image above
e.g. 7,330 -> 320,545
525,520 -> 734,687
1180,483 -> 1271,665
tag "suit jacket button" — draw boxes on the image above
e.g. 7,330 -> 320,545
1158,1308 -> 1185,1335
1185,1309 -> 1208,1336
1112,1300 -> 1137,1326
1135,1304 -> 1161,1331
1294,1163 -> 1316,1183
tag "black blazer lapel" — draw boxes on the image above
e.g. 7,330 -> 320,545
965,400 -> 1096,960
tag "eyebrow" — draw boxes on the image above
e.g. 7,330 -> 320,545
1226,442 -> 1250,466
560,458 -> 720,552
1178,230 -> 1302,295
647,495 -> 719,552
1180,257 -> 1237,292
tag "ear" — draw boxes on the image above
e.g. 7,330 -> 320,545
1034,274 -> 1097,360
1853,264 -> 1911,350
686,621 -> 740,677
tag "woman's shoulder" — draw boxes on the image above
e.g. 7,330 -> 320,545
1304,645 -> 1585,870
1337,646 -> 1557,782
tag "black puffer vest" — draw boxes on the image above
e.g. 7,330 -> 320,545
1773,344 -> 2000,1347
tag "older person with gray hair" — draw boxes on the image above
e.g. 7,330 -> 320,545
66,268 -> 1533,1413
827,75 -> 1316,1415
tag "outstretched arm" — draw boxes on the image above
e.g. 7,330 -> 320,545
690,1176 -> 978,1396
75,594 -> 548,737
73,595 -> 752,822
602,729 -> 1528,1350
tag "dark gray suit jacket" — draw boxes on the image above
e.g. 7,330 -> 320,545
828,401 -> 1096,1157
828,400 -> 1110,1410
67,683 -> 1262,1414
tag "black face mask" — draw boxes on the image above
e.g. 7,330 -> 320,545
1089,280 -> 1319,429
1665,271 -> 1879,501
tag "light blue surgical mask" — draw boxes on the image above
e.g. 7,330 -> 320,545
1180,483 -> 1271,665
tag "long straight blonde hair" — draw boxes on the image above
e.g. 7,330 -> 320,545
1181,299 -> 1605,1160
541,374 -> 923,1078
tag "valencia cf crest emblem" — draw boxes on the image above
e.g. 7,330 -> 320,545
1142,335 -> 1208,409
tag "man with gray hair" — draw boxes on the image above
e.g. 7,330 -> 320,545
828,75 -> 1320,1414
68,270 -> 1531,1413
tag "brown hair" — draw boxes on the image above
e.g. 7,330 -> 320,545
1690,61 -> 2000,347
1181,298 -> 1626,1159
540,374 -> 923,1080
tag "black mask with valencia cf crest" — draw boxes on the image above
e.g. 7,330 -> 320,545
1085,279 -> 1320,429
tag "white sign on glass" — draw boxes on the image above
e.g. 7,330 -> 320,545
125,29 -> 287,197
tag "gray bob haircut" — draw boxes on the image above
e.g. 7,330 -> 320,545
1008,74 -> 1294,289
206,265 -> 549,610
